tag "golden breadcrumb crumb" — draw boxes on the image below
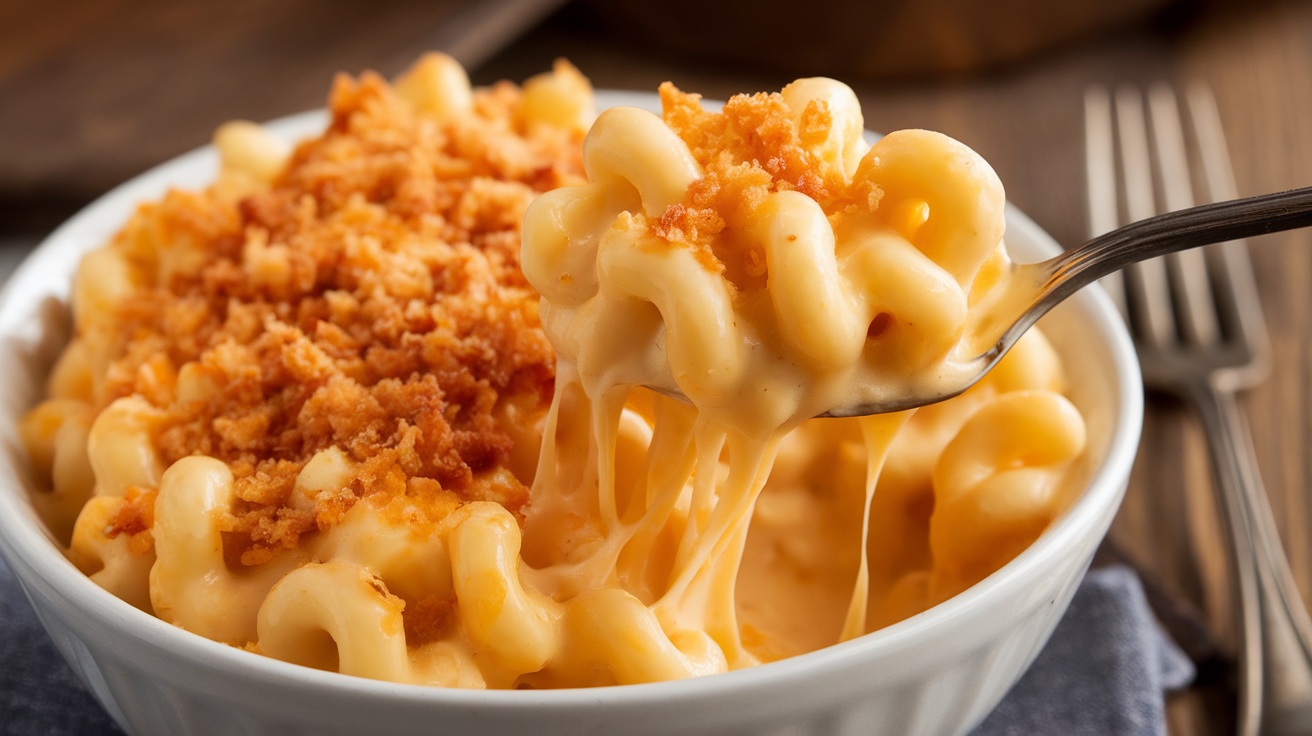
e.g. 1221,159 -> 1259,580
105,485 -> 157,556
654,82 -> 883,283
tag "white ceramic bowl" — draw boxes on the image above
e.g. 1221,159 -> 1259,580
0,93 -> 1143,736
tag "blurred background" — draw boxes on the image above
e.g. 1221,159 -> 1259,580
1,1 -> 1310,733
0,0 -> 1293,246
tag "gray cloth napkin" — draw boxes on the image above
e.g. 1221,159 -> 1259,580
0,560 -> 1191,736
972,565 -> 1195,736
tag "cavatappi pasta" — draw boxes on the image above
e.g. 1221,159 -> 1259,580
518,79 -> 1087,669
21,56 -> 1087,688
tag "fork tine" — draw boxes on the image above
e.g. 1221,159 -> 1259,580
1188,83 -> 1240,204
1115,86 -> 1178,348
1185,83 -> 1271,370
1147,83 -> 1222,347
1084,85 -> 1127,316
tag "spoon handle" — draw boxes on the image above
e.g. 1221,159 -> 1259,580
1042,186 -> 1312,303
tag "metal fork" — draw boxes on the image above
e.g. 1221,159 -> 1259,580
1086,82 -> 1312,736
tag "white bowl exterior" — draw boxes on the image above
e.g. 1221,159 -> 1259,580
11,518 -> 1104,736
0,99 -> 1142,736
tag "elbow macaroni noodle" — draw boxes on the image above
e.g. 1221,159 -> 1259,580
22,56 -> 1088,688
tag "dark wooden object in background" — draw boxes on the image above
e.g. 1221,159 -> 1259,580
581,0 -> 1172,79
0,0 -> 563,234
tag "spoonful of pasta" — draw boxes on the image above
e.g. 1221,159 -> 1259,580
522,98 -> 1312,427
608,185 -> 1312,421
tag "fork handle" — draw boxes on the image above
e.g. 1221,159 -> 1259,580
1043,186 -> 1312,306
1188,382 -> 1312,736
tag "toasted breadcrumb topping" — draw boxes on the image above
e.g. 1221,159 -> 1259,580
106,486 -> 157,556
653,82 -> 882,283
100,69 -> 585,564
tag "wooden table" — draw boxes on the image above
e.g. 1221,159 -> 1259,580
5,1 -> 1312,733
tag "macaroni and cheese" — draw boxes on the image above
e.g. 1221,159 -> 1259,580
21,55 -> 1087,688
